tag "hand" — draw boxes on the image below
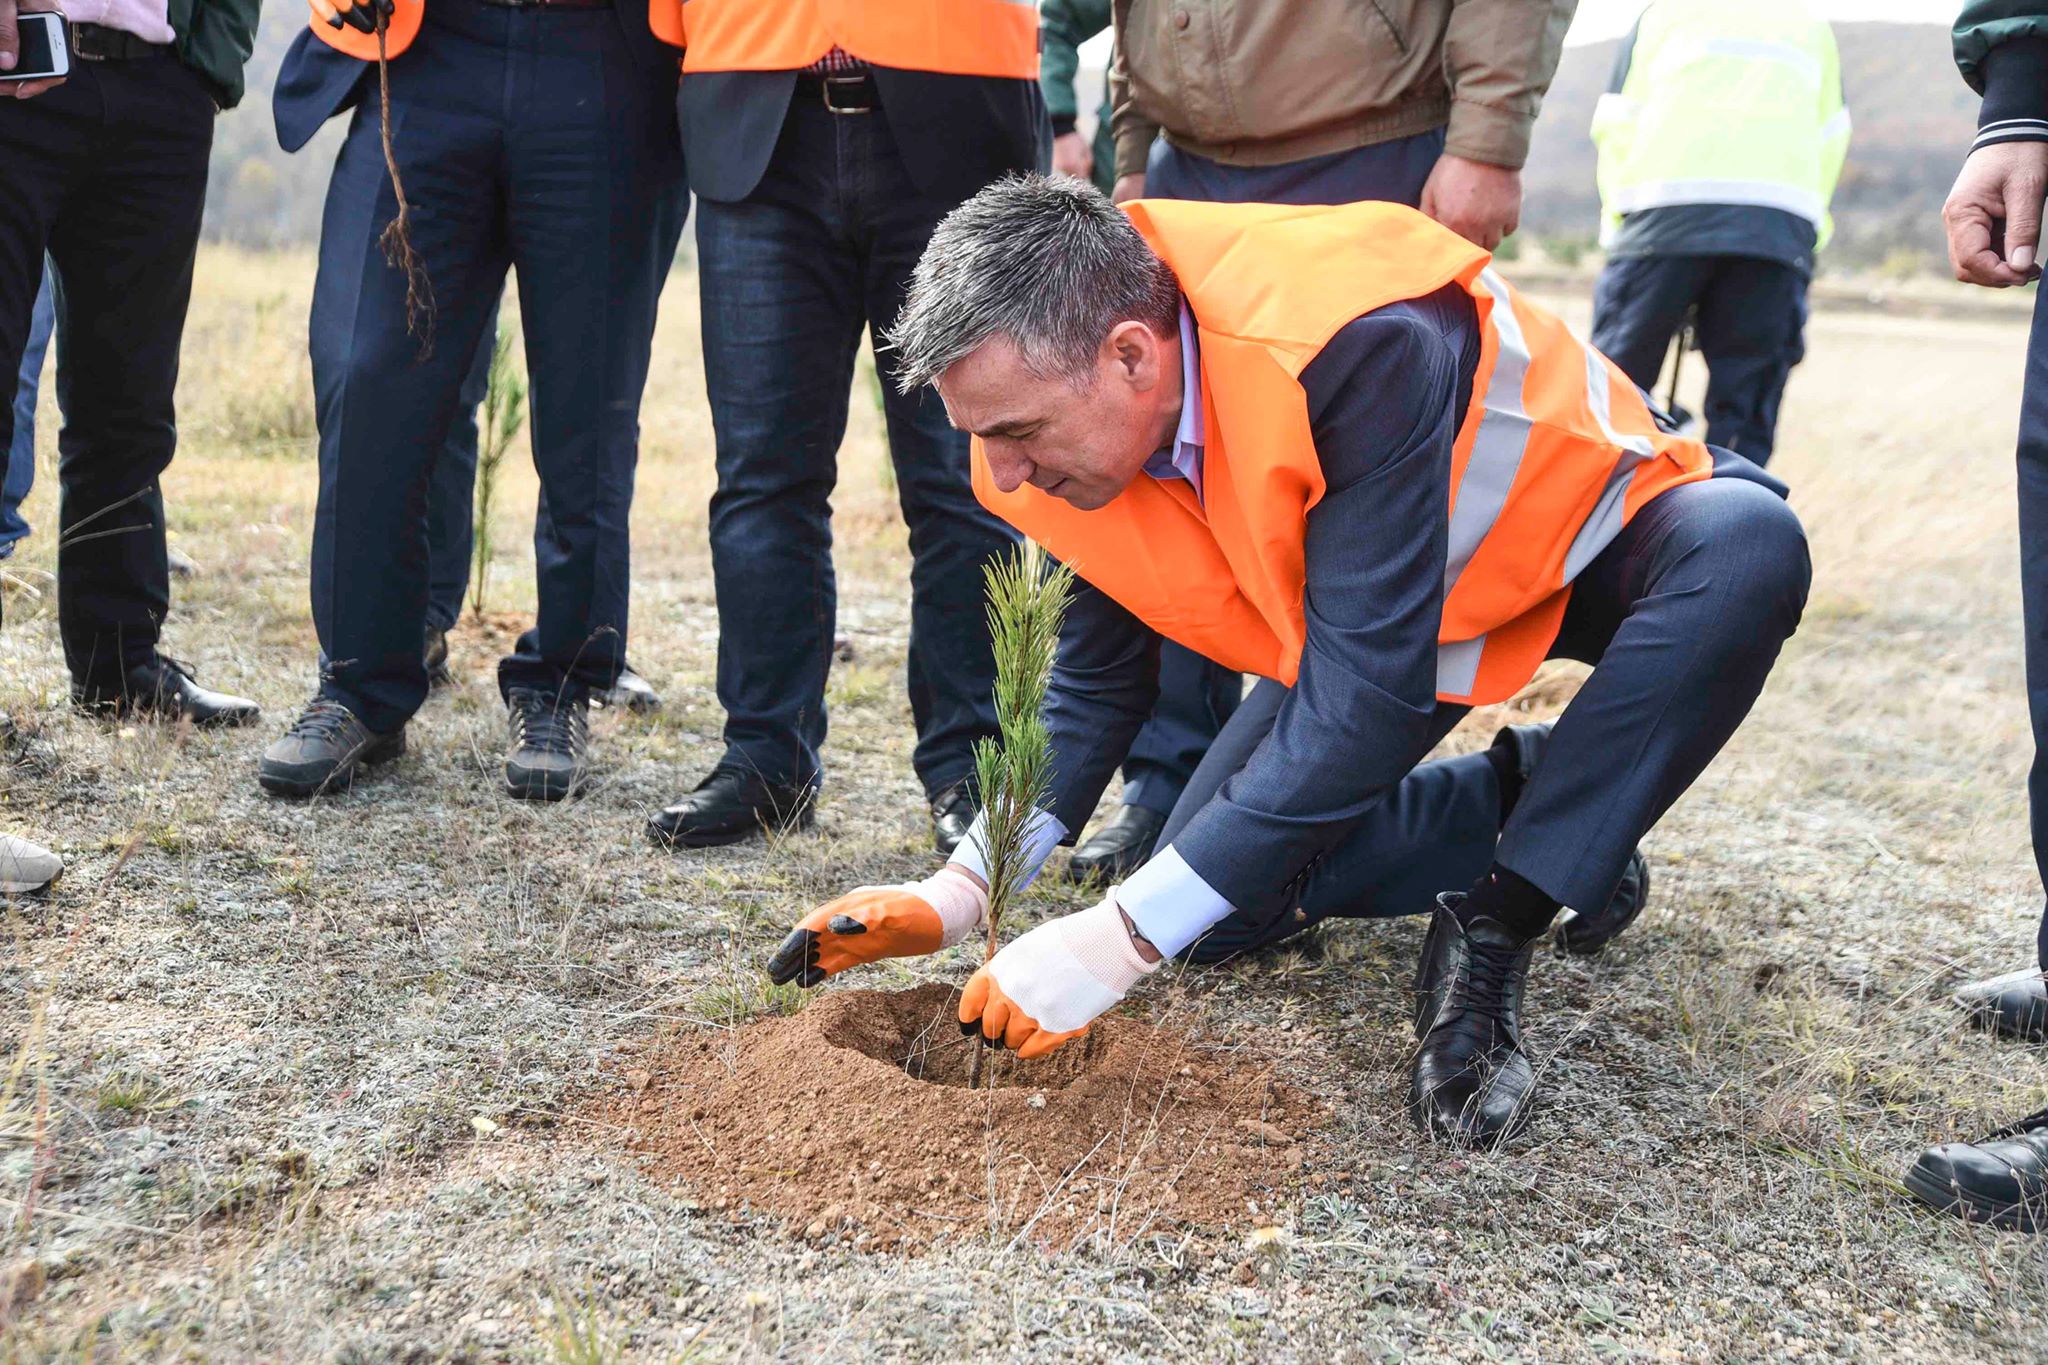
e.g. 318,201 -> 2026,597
1419,154 -> 1523,251
1945,141 -> 2048,287
766,865 -> 987,987
310,0 -> 390,35
1111,173 -> 1146,205
1052,132 -> 1095,182
958,897 -> 1160,1059
0,0 -> 64,99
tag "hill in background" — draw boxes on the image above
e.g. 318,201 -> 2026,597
205,18 -> 1974,271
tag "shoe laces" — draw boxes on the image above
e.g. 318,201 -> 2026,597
286,696 -> 362,744
1455,931 -> 1529,1024
1985,1106 -> 2048,1141
511,690 -> 586,755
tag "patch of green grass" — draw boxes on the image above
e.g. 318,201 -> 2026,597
692,974 -> 805,1026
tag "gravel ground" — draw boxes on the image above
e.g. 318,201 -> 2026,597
4,256 -> 2048,1360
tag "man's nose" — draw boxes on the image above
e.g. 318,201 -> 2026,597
987,446 -> 1031,493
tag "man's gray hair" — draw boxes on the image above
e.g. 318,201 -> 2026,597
884,174 -> 1181,392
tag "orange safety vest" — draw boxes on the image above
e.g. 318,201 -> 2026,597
679,0 -> 1038,79
973,200 -> 1714,707
308,0 -> 686,61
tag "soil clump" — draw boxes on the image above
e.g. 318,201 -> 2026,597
592,983 -> 1321,1249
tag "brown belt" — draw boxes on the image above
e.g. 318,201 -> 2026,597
795,72 -> 878,114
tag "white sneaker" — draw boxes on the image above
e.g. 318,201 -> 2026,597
0,833 -> 62,894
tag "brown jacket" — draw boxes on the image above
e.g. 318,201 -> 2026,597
1110,0 -> 1572,179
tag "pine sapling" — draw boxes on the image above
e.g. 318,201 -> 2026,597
968,539 -> 1073,1087
468,321 -> 528,619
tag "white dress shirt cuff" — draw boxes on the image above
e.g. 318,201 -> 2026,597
949,806 -> 1068,892
1115,844 -> 1236,959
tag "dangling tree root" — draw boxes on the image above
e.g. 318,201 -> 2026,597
374,16 -> 434,356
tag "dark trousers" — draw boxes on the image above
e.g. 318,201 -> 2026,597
307,0 -> 686,734
2021,285 -> 2048,972
1591,254 -> 1808,467
693,95 -> 1016,799
422,300 -> 497,631
1161,470 -> 1810,963
0,53 -> 216,685
1118,129 -> 1446,816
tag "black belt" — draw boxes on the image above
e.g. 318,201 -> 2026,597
71,23 -> 174,61
477,0 -> 614,9
796,72 -> 878,114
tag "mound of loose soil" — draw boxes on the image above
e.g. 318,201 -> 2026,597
591,983 -> 1321,1250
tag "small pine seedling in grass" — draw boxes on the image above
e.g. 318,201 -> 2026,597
969,540 -> 1074,1087
469,319 -> 529,619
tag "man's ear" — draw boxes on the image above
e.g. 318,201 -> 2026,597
1104,319 -> 1164,391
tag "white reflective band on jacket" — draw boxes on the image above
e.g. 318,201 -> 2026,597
1590,0 -> 1850,248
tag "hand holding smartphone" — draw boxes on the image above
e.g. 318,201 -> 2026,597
1,0 -> 70,98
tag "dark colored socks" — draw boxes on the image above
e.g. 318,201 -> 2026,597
1456,864 -> 1560,942
1484,738 -> 1526,825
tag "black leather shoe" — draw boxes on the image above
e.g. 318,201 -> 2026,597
1955,968 -> 2048,1042
595,665 -> 662,714
649,764 -> 816,849
1066,803 -> 1167,883
1410,894 -> 1540,1148
424,627 -> 452,688
931,780 -> 976,857
505,688 -> 590,802
1907,1107 -> 2048,1232
259,696 -> 405,797
1553,849 -> 1652,957
74,656 -> 260,729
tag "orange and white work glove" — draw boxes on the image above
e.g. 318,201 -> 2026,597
312,0 -> 393,35
959,896 -> 1161,1058
766,865 -> 987,988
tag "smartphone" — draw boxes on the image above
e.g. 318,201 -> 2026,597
2,12 -> 71,82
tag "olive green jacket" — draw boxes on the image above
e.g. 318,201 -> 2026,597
1040,0 -> 1116,194
170,0 -> 261,108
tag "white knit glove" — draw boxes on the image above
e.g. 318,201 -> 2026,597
958,896 -> 1161,1057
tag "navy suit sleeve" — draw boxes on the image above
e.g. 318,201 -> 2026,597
1039,571 -> 1163,841
1168,295 -> 1472,917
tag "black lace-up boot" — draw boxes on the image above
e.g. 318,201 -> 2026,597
1409,892 -> 1541,1148
1907,1106 -> 2048,1232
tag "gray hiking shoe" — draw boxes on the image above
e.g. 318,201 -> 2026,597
595,665 -> 661,714
0,833 -> 62,895
258,697 -> 406,797
505,687 -> 589,802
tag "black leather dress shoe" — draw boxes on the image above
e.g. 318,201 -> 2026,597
424,627 -> 452,688
1553,849 -> 1651,957
931,780 -> 976,857
1955,967 -> 2048,1042
648,764 -> 816,849
1410,894 -> 1540,1148
74,656 -> 260,729
1066,803 -> 1167,883
1907,1107 -> 2048,1232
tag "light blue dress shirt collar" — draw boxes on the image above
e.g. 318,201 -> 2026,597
1141,302 -> 1204,502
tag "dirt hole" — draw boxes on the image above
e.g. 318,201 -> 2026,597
589,983 -> 1322,1249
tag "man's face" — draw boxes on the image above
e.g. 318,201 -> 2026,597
935,322 -> 1177,512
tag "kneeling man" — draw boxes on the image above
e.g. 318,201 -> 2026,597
769,177 -> 1810,1147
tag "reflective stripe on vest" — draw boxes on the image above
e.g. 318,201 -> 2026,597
680,0 -> 1039,79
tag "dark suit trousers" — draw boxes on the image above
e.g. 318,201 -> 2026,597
0,53 -> 216,685
1115,129 -> 1448,817
307,0 -> 685,733
693,94 -> 1016,799
2019,285 -> 2048,973
1591,254 -> 1809,467
1159,469 -> 1811,963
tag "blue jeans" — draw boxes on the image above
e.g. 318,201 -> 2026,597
1116,129 -> 1448,816
693,94 -> 1017,799
306,0 -> 685,733
0,263 -> 52,559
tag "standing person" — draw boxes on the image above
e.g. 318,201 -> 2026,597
0,265 -> 51,563
767,180 -> 1808,1148
1041,0 -> 1115,196
1054,0 -> 1577,889
419,305 -> 662,714
258,0 -> 687,801
1586,0 -> 1850,468
645,2 -> 1040,854
1908,2 -> 2048,1231
0,0 -> 263,728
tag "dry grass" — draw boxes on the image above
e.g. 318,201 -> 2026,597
2,249 -> 2047,1359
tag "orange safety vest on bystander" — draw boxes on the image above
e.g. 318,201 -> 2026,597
678,0 -> 1038,78
974,200 -> 1714,707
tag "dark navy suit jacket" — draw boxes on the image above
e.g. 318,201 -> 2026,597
272,0 -> 677,153
678,68 -> 1043,205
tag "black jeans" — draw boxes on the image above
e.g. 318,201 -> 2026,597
693,93 -> 1016,799
0,51 -> 216,686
